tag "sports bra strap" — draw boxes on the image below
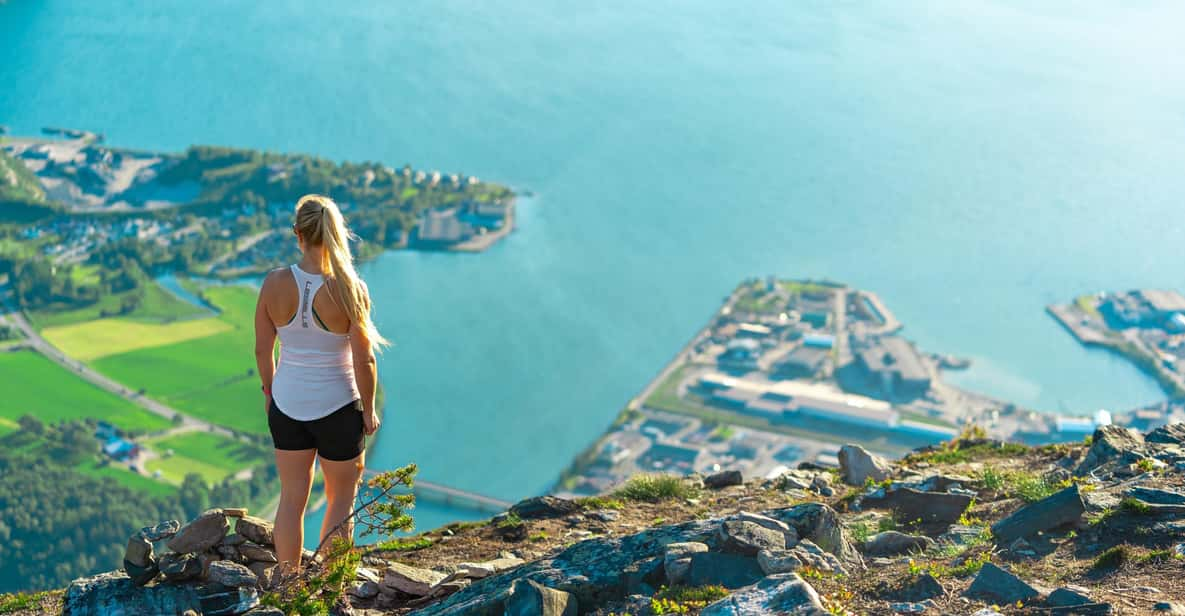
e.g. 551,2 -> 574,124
290,264 -> 325,330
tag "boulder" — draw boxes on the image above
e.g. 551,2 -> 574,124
1129,486 -> 1185,505
885,573 -> 945,602
195,582 -> 260,616
664,542 -> 709,585
383,561 -> 447,596
207,561 -> 258,588
1048,586 -> 1094,607
838,444 -> 892,485
964,563 -> 1041,604
139,520 -> 181,542
700,573 -> 827,616
1146,423 -> 1185,445
64,571 -> 202,615
246,562 -> 276,590
350,580 -> 381,600
167,509 -> 230,554
242,608 -> 284,616
863,487 -> 972,524
455,556 -> 524,579
991,485 -> 1085,543
510,495 -> 580,519
1076,425 -> 1144,475
505,579 -> 577,616
704,470 -> 744,489
224,507 -> 248,518
235,516 -> 275,546
356,566 -> 382,584
160,553 -> 202,583
238,541 -> 278,563
861,531 -> 935,557
123,558 -> 159,587
221,533 -> 247,547
773,503 -> 864,571
686,552 -> 765,589
125,535 -> 154,568
718,520 -> 786,555
758,539 -> 846,576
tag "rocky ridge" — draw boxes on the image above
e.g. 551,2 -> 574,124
12,422 -> 1185,615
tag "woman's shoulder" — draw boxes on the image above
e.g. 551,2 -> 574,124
260,266 -> 295,292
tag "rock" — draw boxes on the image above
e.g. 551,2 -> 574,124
123,557 -> 159,586
1154,602 -> 1185,615
862,531 -> 935,557
890,603 -> 927,614
350,580 -> 381,599
773,503 -> 864,571
588,510 -> 619,522
1048,586 -> 1094,607
207,560 -> 258,588
1129,486 -> 1185,505
383,561 -> 447,596
991,484 -> 1085,543
160,552 -> 203,582
664,542 -> 709,585
167,509 -> 230,554
700,573 -> 827,616
196,582 -> 260,616
509,495 -> 580,519
1076,425 -> 1144,475
125,535 -> 154,568
217,544 -> 240,561
863,487 -> 972,524
704,470 -> 744,489
886,573 -> 945,602
356,566 -> 382,584
687,552 -> 765,589
221,533 -> 247,547
505,579 -> 577,616
235,515 -> 275,546
431,578 -> 471,599
246,562 -> 276,590
456,556 -> 524,579
139,520 -> 181,542
64,570 -> 202,615
238,541 -> 278,563
838,444 -> 892,485
718,520 -> 786,555
757,540 -> 846,576
1146,423 -> 1185,445
964,563 -> 1041,604
811,474 -> 834,497
224,507 -> 248,517
242,608 -> 285,616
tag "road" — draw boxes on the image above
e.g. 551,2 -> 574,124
204,229 -> 276,274
0,282 -> 238,440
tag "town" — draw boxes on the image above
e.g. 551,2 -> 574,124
555,277 -> 1185,497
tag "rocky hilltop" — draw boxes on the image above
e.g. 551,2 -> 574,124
6,423 -> 1185,615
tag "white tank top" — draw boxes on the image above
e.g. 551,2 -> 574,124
271,264 -> 360,421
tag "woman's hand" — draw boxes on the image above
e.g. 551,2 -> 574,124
362,409 -> 380,435
263,394 -> 271,413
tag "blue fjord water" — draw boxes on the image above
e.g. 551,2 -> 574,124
4,1 -> 1184,535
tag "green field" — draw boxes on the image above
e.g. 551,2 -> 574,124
75,459 -> 177,498
91,285 -> 268,434
42,315 -> 231,361
29,281 -> 211,329
142,430 -> 267,486
0,349 -> 171,433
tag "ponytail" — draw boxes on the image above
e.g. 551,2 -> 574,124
294,195 -> 389,350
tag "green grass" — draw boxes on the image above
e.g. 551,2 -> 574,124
142,430 -> 266,485
375,537 -> 434,552
0,591 -> 51,614
614,474 -> 698,502
90,285 -> 267,434
1075,295 -> 1101,319
0,349 -> 171,433
0,149 -> 45,202
42,315 -> 231,361
908,441 -> 1029,465
30,281 -> 210,329
978,466 -> 1068,503
1092,545 -> 1129,571
576,496 -> 625,510
74,459 -> 177,498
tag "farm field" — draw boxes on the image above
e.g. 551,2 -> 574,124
142,430 -> 267,486
75,458 -> 178,498
0,349 -> 171,433
29,280 -> 211,329
41,316 -> 231,361
91,285 -> 266,434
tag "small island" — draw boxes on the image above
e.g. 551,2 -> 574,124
556,278 -> 1185,497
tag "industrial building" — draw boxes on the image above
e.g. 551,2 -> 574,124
851,335 -> 931,399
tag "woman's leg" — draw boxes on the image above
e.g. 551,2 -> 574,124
274,448 -> 317,575
318,452 -> 364,551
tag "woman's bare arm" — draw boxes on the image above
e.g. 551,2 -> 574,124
254,273 -> 279,410
348,287 -> 379,434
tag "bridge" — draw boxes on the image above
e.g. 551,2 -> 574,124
362,469 -> 514,514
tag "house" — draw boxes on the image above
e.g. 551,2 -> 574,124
638,443 -> 703,472
774,345 -> 830,379
103,438 -> 139,461
415,208 -> 474,244
717,338 -> 761,371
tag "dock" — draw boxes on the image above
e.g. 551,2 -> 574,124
1046,304 -> 1108,345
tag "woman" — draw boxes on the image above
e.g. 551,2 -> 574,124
254,194 -> 387,574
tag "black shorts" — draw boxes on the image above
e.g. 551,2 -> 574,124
268,399 -> 365,462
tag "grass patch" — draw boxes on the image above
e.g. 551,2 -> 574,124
978,466 -> 1068,503
142,430 -> 266,486
529,531 -> 549,542
74,459 -> 178,498
375,537 -> 434,552
497,513 -> 524,529
1092,545 -> 1129,571
0,591 -> 50,614
576,496 -> 625,510
30,281 -> 209,329
42,315 -> 231,361
908,437 -> 1028,465
614,474 -> 698,502
651,585 -> 730,613
0,349 -> 171,433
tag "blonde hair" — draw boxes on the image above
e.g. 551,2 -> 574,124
294,194 -> 389,350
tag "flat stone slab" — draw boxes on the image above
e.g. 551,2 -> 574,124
207,561 -> 258,588
964,563 -> 1041,604
65,571 -> 202,615
686,552 -> 764,589
167,509 -> 230,554
718,520 -> 786,555
383,561 -> 447,596
235,516 -> 274,546
701,572 -> 826,616
863,487 -> 972,524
